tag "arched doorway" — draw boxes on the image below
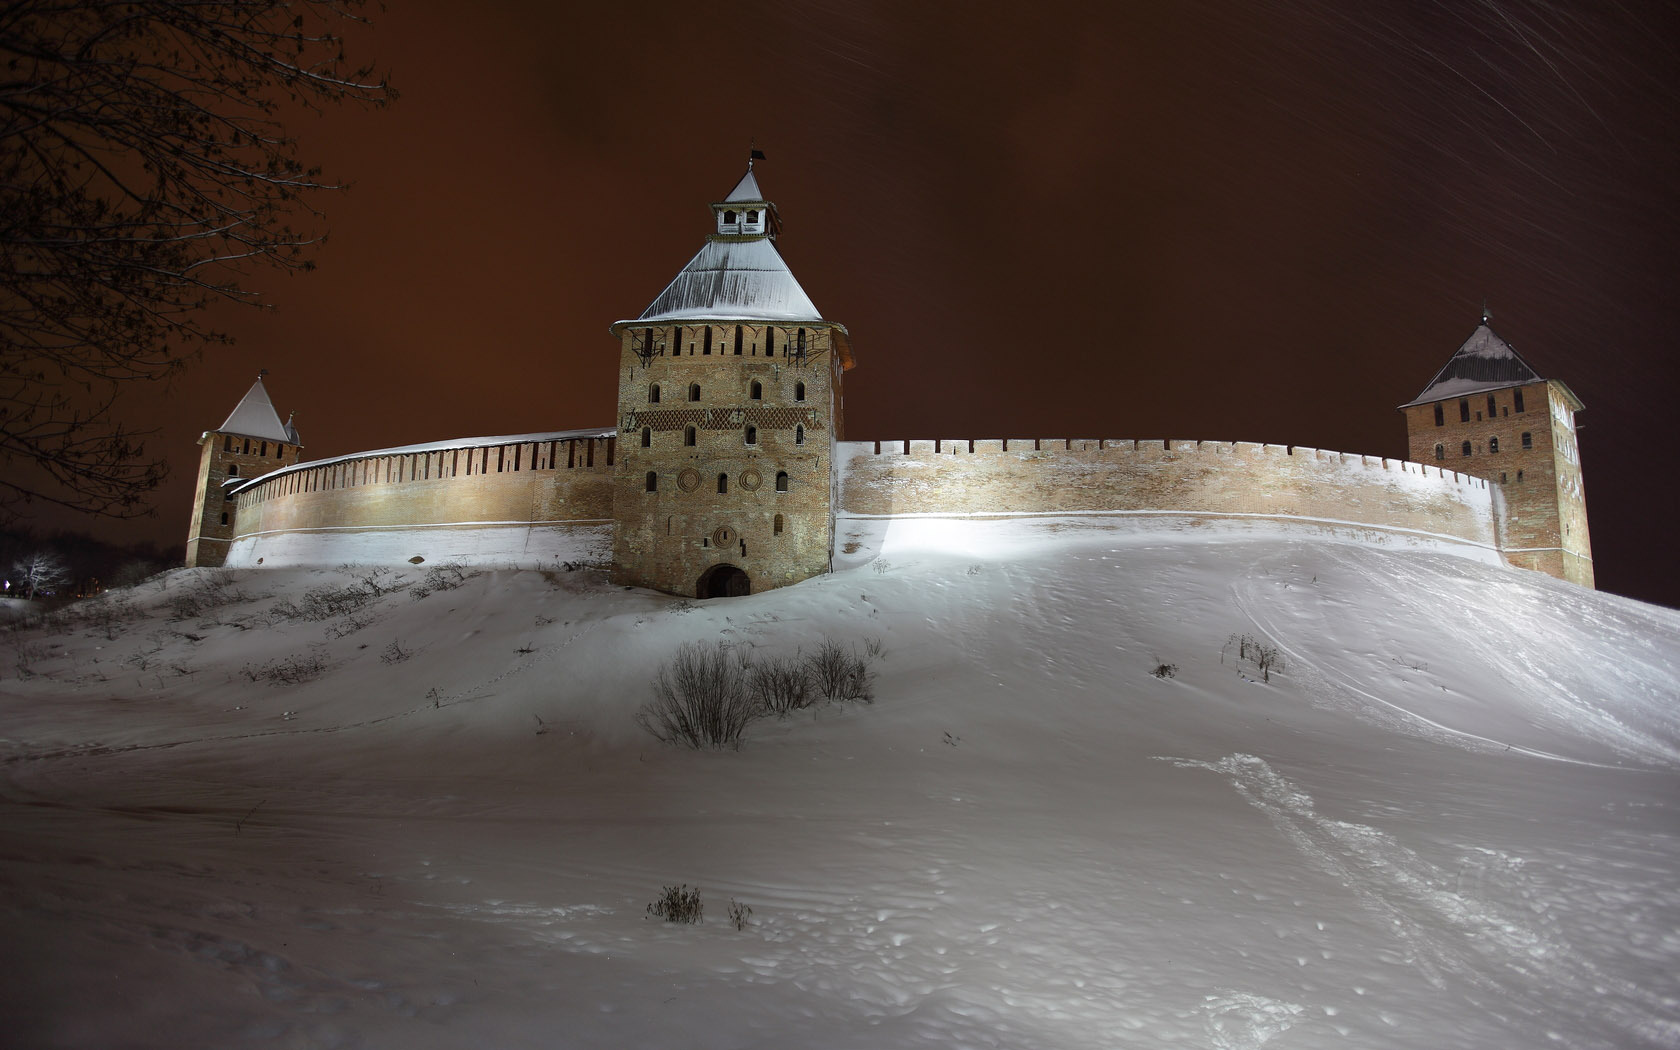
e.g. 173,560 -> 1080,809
697,564 -> 750,598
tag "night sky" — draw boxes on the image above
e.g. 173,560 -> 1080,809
30,1 -> 1680,607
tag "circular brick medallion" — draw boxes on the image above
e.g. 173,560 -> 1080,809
677,468 -> 701,492
739,468 -> 762,491
712,526 -> 736,547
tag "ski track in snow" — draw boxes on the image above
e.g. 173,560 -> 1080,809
1168,753 -> 1680,1049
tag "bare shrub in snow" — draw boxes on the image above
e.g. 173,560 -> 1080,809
728,898 -> 752,930
410,563 -> 472,600
1223,633 -> 1284,683
380,639 -> 412,665
13,638 -> 50,678
646,884 -> 703,924
748,653 -> 811,715
241,650 -> 327,685
805,638 -> 877,705
167,569 -> 247,621
1151,659 -> 1178,679
637,642 -> 757,749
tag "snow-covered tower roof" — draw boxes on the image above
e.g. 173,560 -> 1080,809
216,375 -> 296,443
623,169 -> 826,325
1401,321 -> 1580,410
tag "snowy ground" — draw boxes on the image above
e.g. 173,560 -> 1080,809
2,516 -> 1677,1049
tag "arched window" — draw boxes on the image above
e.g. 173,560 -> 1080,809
750,380 -> 762,400
259,442 -> 268,457
671,326 -> 684,355
795,424 -> 805,445
703,327 -> 713,355
723,209 -> 736,223
745,425 -> 757,445
242,439 -> 251,454
1521,431 -> 1532,449
220,512 -> 229,525
746,210 -> 759,222
1433,404 -> 1444,427
773,513 -> 784,536
717,473 -> 728,494
684,425 -> 696,447
734,326 -> 743,354
796,328 -> 806,352
1434,443 -> 1444,461
794,382 -> 806,402
223,435 -> 232,452
1514,389 -> 1526,413
688,383 -> 700,402
1461,441 -> 1472,457
1489,436 -> 1500,453
649,383 -> 661,404
645,471 -> 657,492
641,427 -> 651,448
228,464 -> 239,476
775,471 -> 789,492
1487,395 -> 1497,417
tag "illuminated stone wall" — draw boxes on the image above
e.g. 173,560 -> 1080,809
223,434 -> 614,568
837,439 -> 1502,552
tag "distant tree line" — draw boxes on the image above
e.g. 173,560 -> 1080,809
1,525 -> 180,600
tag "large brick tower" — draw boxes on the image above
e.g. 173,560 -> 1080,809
610,165 -> 856,598
185,374 -> 302,567
1400,316 -> 1592,587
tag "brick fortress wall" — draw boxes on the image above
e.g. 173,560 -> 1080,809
838,439 -> 1503,552
221,432 -> 615,567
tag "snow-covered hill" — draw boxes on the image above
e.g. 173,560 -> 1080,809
3,517 -> 1677,1049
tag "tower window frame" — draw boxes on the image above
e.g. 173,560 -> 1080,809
795,381 -> 806,402
717,473 -> 728,494
645,471 -> 658,492
649,383 -> 661,404
1489,436 -> 1500,453
1461,441 -> 1472,457
1433,443 -> 1444,461
775,471 -> 789,493
1433,404 -> 1444,427
641,427 -> 651,448
684,425 -> 697,447
745,425 -> 758,446
750,380 -> 762,400
1521,431 -> 1533,449
1459,398 -> 1470,423
688,383 -> 701,402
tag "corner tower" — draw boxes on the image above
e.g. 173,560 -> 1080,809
610,166 -> 856,598
185,374 -> 302,567
1400,317 -> 1592,587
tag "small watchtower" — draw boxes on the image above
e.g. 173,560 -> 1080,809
185,374 -> 302,568
1400,316 -> 1592,587
609,160 -> 856,598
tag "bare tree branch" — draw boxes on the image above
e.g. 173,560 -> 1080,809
0,0 -> 394,518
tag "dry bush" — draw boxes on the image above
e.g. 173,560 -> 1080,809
647,885 -> 703,924
636,642 -> 757,749
749,653 -> 811,715
805,638 -> 877,705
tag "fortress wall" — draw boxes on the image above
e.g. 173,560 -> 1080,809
222,434 -> 615,567
837,439 -> 1500,549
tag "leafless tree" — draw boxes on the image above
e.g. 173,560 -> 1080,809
0,1 -> 394,517
10,549 -> 66,599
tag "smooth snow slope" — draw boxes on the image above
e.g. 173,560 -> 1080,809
2,517 -> 1677,1049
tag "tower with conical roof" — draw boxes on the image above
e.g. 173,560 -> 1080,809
1400,317 -> 1592,587
610,164 -> 856,597
185,374 -> 303,567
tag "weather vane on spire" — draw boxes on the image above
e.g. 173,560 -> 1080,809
748,141 -> 765,170
1481,298 -> 1492,326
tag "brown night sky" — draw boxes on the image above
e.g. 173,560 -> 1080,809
23,0 -> 1680,606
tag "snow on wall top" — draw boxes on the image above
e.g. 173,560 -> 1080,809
723,170 -> 763,203
217,377 -> 294,444
633,238 -> 823,323
226,427 -> 615,496
1401,324 -> 1544,407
